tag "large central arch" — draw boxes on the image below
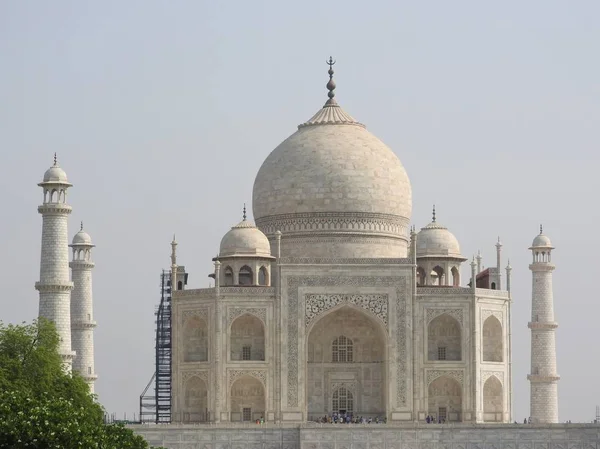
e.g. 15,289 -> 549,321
305,305 -> 387,421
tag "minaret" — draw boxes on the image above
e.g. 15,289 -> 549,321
35,154 -> 75,371
495,237 -> 503,290
69,222 -> 97,392
527,225 -> 559,423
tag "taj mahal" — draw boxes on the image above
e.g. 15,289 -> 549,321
33,60 -> 593,449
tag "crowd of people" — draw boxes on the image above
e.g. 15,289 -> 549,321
314,413 -> 387,424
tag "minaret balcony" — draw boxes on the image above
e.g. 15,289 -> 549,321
527,321 -> 558,330
527,374 -> 560,382
35,281 -> 74,292
71,320 -> 97,330
37,204 -> 72,214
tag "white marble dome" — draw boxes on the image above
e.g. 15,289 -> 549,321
531,233 -> 553,248
252,76 -> 412,258
219,219 -> 272,258
42,164 -> 69,184
253,114 -> 411,219
72,229 -> 93,246
417,220 -> 463,259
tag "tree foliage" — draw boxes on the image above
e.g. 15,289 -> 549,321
0,319 -> 162,449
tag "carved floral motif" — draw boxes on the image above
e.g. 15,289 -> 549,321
482,309 -> 503,322
426,370 -> 464,386
182,370 -> 209,383
426,308 -> 464,326
228,307 -> 267,326
228,370 -> 267,388
482,371 -> 504,385
305,294 -> 388,329
182,308 -> 208,321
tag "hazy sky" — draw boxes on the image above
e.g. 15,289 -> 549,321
1,1 -> 598,422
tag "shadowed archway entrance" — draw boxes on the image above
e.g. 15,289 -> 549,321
306,306 -> 386,421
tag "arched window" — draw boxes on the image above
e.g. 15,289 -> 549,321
230,314 -> 265,361
491,282 -> 496,290
238,265 -> 253,285
332,387 -> 353,413
428,314 -> 461,361
483,376 -> 503,422
332,335 -> 353,363
258,266 -> 268,286
431,266 -> 445,286
183,316 -> 208,362
428,376 -> 462,422
482,316 -> 503,362
417,267 -> 426,286
451,267 -> 460,286
177,281 -> 183,290
223,266 -> 234,286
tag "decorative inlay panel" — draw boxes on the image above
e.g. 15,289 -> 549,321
228,369 -> 267,387
305,294 -> 388,329
426,308 -> 464,326
482,309 -> 503,322
228,307 -> 267,326
182,370 -> 209,383
182,308 -> 208,321
475,288 -> 509,298
286,275 -> 410,408
417,287 -> 472,296
220,287 -> 275,296
482,371 -> 504,385
426,370 -> 464,385
330,381 -> 357,394
256,211 -> 409,237
280,257 -> 412,265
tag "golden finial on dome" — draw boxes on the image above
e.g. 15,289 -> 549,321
325,56 -> 337,105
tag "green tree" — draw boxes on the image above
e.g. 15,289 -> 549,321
0,319 -> 162,449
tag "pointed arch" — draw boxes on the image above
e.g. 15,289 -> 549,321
230,314 -> 265,361
258,266 -> 269,286
223,266 -> 234,286
417,266 -> 426,286
306,305 -> 386,420
482,315 -> 503,362
428,314 -> 461,361
428,376 -> 462,422
238,265 -> 253,285
183,376 -> 208,422
230,375 -> 265,422
183,316 -> 208,362
332,386 -> 354,414
431,266 -> 445,286
483,376 -> 503,422
451,266 -> 460,286
331,335 -> 353,363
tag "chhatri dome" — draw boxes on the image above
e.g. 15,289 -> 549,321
72,222 -> 94,246
530,225 -> 553,249
219,206 -> 272,258
252,58 -> 412,258
41,153 -> 71,185
416,206 -> 464,259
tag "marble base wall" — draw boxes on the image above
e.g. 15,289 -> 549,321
131,423 -> 600,449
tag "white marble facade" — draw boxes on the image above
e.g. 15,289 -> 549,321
170,65 -> 515,424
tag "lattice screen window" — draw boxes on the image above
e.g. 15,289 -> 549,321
242,346 -> 252,361
332,387 -> 353,413
332,336 -> 353,363
438,346 -> 447,360
438,407 -> 447,422
242,408 -> 252,421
